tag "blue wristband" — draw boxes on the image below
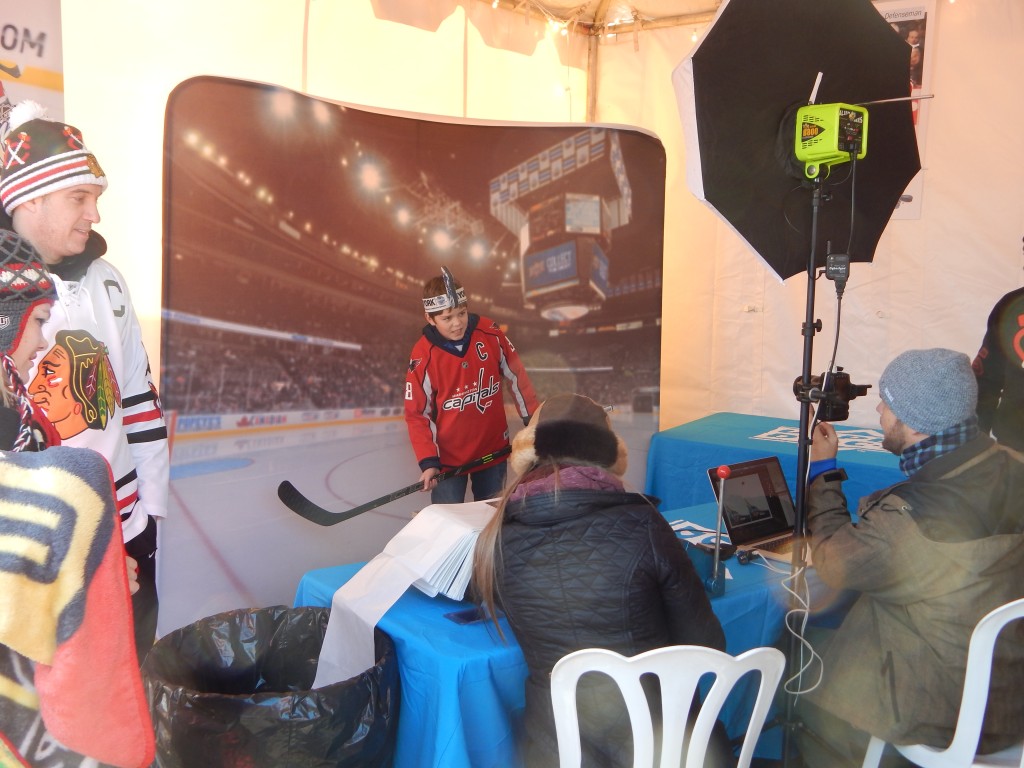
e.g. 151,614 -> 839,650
808,457 -> 837,484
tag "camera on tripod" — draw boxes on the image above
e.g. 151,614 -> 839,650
793,366 -> 870,421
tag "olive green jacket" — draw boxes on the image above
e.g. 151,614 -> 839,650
806,436 -> 1024,751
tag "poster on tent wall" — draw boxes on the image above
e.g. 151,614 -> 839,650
156,76 -> 665,625
875,0 -> 936,220
0,0 -> 64,132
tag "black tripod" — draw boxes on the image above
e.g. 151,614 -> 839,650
781,175 -> 827,767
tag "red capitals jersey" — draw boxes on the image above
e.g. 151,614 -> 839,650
405,314 -> 538,471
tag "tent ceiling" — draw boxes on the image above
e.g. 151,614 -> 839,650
368,0 -> 722,36
526,1 -> 721,28
372,1 -> 895,36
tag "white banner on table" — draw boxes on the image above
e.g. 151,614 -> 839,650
313,499 -> 498,689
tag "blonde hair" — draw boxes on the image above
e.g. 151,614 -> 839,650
1,353 -> 34,450
471,459 -> 569,641
471,484 -> 515,640
1,374 -> 15,408
471,393 -> 628,637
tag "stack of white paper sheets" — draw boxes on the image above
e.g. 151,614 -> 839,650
313,499 -> 498,688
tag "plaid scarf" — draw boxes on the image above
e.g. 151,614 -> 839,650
899,415 -> 980,476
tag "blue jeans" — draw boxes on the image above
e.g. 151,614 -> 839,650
431,462 -> 507,504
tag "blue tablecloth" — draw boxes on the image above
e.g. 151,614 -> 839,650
293,503 -> 813,767
645,412 -> 903,511
294,562 -> 526,768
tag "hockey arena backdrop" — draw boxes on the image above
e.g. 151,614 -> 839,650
157,76 -> 665,631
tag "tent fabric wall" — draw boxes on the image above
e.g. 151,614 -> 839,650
307,2 -> 590,119
61,0 -> 1024,432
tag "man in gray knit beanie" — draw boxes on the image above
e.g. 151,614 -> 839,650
795,348 -> 1024,767
876,347 -> 978,454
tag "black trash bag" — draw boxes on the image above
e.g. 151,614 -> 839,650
142,605 -> 399,768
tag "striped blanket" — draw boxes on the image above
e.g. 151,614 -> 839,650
0,447 -> 154,767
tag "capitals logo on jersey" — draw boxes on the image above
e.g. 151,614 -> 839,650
442,369 -> 501,415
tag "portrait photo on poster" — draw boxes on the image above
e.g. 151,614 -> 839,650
875,0 -> 937,220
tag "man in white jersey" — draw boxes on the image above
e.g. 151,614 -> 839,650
0,101 -> 169,663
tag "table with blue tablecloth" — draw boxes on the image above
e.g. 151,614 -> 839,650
645,411 -> 903,511
295,561 -> 526,768
294,502 -> 825,768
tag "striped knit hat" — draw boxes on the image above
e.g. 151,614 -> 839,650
0,228 -> 54,355
0,100 -> 107,216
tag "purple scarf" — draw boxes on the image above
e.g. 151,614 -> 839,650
509,464 -> 624,501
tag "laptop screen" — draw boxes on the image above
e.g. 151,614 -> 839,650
706,456 -> 796,545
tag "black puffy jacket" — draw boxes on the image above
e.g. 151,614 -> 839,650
495,484 -> 725,767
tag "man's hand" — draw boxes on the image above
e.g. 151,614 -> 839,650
811,421 -> 840,462
419,467 -> 440,492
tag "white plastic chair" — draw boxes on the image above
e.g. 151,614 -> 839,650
550,644 -> 786,768
861,597 -> 1024,768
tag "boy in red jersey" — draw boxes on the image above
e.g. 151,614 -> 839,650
405,267 -> 539,503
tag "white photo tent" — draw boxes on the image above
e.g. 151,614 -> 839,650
61,0 -> 1023,430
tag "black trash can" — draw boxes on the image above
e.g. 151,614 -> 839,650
143,605 -> 399,768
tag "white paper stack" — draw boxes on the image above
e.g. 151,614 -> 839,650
409,501 -> 497,599
313,499 -> 498,688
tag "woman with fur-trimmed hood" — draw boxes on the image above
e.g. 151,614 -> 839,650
472,393 -> 727,767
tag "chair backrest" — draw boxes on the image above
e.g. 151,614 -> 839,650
550,644 -> 786,768
862,596 -> 1024,768
920,596 -> 1024,766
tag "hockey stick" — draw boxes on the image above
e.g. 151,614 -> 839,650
278,445 -> 512,526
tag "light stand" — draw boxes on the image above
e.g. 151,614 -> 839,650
779,98 -> 869,765
794,178 -> 824,547
780,176 -> 824,767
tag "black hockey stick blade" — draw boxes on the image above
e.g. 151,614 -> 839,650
278,445 -> 512,526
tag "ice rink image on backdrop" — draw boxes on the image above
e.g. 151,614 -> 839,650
158,408 -> 656,636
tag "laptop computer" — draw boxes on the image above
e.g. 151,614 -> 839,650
705,456 -> 807,565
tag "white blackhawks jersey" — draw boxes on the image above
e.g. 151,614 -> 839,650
27,257 -> 169,543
